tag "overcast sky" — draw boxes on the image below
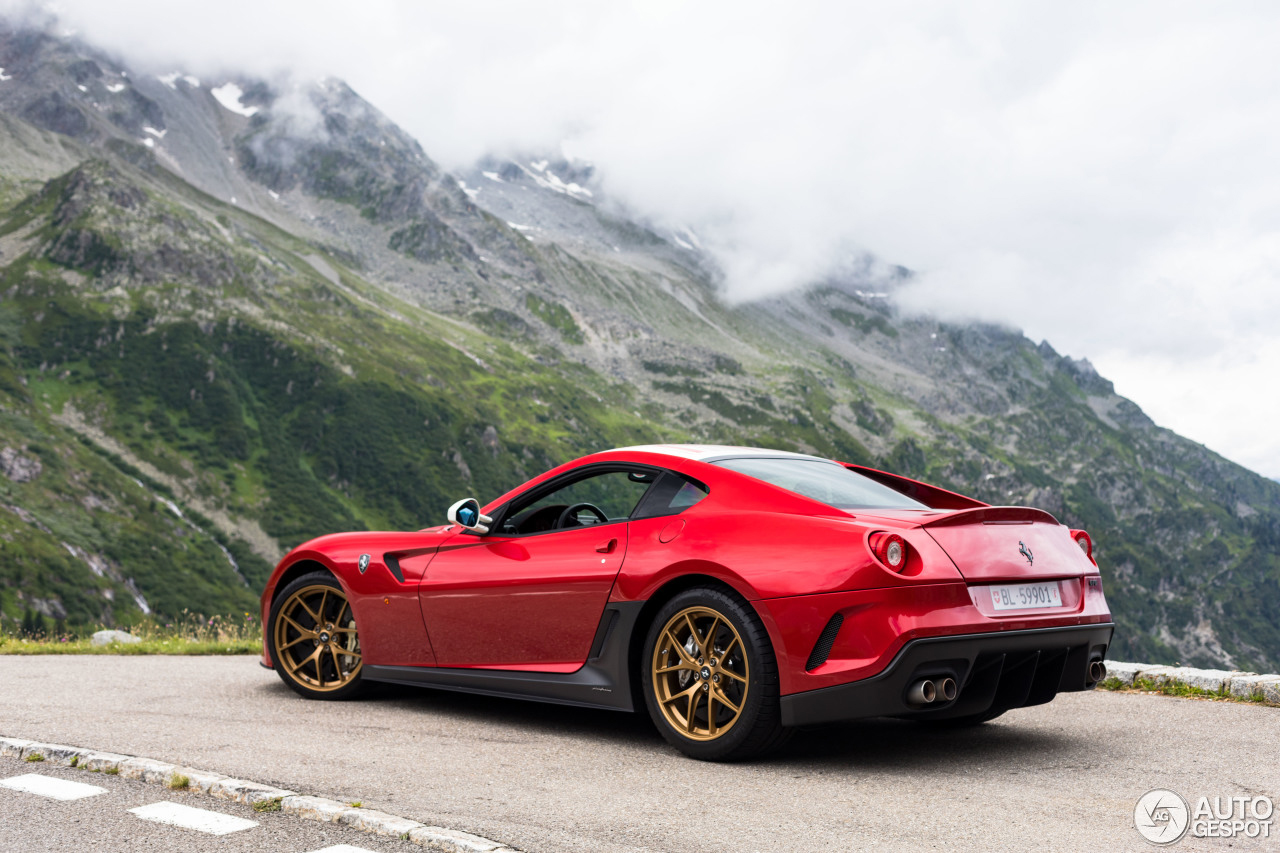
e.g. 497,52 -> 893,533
9,1 -> 1280,479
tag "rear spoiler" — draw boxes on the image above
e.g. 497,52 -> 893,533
920,505 -> 1061,528
841,464 -> 990,511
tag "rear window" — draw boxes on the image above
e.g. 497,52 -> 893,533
713,457 -> 927,510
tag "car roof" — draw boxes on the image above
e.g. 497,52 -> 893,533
614,444 -> 834,464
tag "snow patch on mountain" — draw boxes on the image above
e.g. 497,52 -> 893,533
0,67 -> 12,81
677,226 -> 703,250
157,72 -> 200,90
211,83 -> 258,117
517,160 -> 593,199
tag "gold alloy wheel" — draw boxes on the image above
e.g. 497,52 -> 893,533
651,605 -> 749,741
273,583 -> 362,692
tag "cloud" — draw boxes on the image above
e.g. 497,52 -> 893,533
5,1 -> 1280,476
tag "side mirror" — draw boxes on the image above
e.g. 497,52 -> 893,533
447,498 -> 493,534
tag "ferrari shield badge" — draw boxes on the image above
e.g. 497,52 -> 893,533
358,553 -> 371,573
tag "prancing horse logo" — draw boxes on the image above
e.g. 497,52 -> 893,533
1018,541 -> 1034,565
358,554 -> 370,573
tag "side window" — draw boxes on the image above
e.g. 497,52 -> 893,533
632,472 -> 709,520
500,469 -> 657,535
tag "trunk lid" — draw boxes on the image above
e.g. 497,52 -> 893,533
920,506 -> 1091,581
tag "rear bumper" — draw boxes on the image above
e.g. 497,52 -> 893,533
779,622 -> 1114,726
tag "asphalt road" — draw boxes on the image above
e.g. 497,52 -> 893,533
0,755 -> 416,852
1,655 -> 1276,852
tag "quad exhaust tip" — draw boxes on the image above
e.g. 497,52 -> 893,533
1089,660 -> 1107,684
908,676 -> 958,706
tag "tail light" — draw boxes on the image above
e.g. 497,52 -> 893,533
868,531 -> 909,572
1070,529 -> 1096,565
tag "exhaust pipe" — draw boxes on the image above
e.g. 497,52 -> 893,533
907,679 -> 937,705
1089,660 -> 1107,683
939,677 -> 958,702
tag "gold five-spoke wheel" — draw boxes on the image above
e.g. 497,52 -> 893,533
651,605 -> 750,741
273,582 -> 362,693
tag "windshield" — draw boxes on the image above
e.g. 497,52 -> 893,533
713,457 -> 928,510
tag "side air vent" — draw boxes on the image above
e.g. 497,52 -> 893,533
805,613 -> 844,671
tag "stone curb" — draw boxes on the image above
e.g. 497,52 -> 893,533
1104,661 -> 1280,703
0,736 -> 518,852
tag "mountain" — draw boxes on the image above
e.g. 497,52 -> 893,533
1,20 -> 1278,669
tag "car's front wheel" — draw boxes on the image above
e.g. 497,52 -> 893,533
641,587 -> 790,761
268,571 -> 365,700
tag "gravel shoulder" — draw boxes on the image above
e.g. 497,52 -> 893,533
2,655 -> 1277,852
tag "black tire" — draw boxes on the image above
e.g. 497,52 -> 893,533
641,587 -> 791,761
268,571 -> 367,700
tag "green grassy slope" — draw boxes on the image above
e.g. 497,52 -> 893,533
0,157 -> 677,632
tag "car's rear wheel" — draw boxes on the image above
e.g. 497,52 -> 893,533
269,571 -> 365,700
642,587 -> 790,761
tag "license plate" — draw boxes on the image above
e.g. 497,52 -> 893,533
988,581 -> 1062,611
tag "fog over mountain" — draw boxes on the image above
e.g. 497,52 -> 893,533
5,2 -> 1277,479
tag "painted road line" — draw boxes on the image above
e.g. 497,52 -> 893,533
129,801 -> 258,835
304,846 -> 380,852
0,774 -> 108,801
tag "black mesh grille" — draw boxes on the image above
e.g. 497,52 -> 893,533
806,613 -> 844,670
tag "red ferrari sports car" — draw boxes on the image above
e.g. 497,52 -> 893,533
259,445 -> 1113,760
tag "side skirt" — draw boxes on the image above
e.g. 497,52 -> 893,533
363,601 -> 644,712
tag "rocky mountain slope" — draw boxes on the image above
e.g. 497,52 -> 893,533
1,20 -> 1277,669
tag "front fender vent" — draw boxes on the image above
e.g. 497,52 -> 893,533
805,613 -> 844,671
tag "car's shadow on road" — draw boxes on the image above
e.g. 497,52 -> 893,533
280,680 -> 1080,771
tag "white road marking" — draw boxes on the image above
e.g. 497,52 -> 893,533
0,774 -> 108,801
304,846 -> 380,852
129,801 -> 258,835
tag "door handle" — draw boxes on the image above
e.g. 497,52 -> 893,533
596,538 -> 618,554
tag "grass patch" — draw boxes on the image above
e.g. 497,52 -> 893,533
525,293 -> 585,344
68,755 -> 78,768
104,766 -> 119,775
0,637 -> 261,655
252,797 -> 283,813
0,611 -> 261,655
1098,676 -> 1274,706
24,753 -> 44,762
167,773 -> 190,790
348,801 -> 362,808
